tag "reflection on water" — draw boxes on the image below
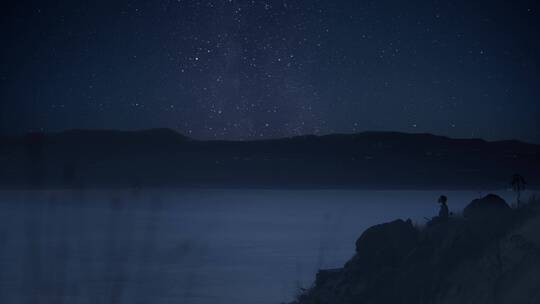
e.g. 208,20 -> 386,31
0,189 -> 514,304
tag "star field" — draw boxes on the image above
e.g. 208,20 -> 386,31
1,0 -> 539,142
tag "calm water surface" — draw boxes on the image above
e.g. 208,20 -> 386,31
0,189 -> 516,304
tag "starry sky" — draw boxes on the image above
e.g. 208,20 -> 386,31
1,0 -> 539,142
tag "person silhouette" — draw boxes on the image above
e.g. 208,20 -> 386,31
438,195 -> 449,220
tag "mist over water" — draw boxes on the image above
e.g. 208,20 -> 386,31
0,189 -> 516,304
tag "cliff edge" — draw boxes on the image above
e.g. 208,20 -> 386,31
292,194 -> 540,304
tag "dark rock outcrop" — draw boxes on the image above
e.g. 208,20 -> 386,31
349,219 -> 418,270
293,196 -> 540,304
463,194 -> 511,220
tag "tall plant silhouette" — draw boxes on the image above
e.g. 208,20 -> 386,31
511,174 -> 527,207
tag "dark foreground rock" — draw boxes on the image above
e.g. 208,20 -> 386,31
292,194 -> 540,304
463,193 -> 511,220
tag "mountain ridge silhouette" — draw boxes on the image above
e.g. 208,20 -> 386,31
1,128 -> 538,189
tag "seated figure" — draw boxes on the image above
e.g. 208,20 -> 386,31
427,195 -> 449,226
438,195 -> 449,220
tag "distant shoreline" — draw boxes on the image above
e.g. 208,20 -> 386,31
1,186 -> 537,192
2,129 -> 539,190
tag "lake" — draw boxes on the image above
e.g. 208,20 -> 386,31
0,189 -> 516,304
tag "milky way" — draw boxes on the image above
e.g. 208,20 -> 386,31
1,0 -> 539,142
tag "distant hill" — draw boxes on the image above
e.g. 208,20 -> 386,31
0,129 -> 539,189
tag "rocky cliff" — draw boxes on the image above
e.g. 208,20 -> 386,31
293,194 -> 540,304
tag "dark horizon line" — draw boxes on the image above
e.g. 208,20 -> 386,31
2,127 -> 537,146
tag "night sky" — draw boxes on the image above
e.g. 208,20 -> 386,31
1,0 -> 539,142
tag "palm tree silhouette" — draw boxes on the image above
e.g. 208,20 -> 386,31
511,174 -> 526,207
